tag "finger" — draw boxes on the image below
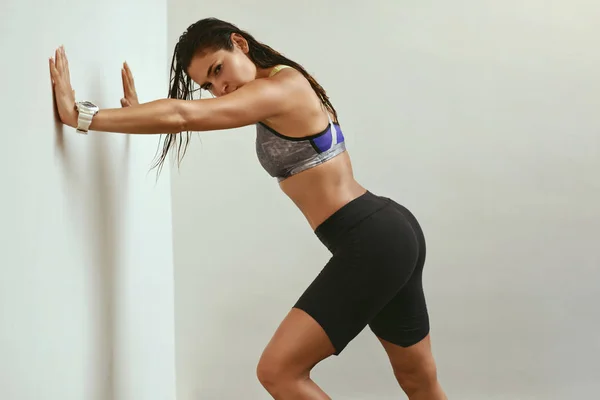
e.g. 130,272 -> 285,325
124,71 -> 136,98
123,72 -> 134,98
120,98 -> 130,107
122,67 -> 128,94
59,46 -> 65,73
49,57 -> 60,82
49,58 -> 56,84
124,61 -> 134,82
63,47 -> 69,72
125,63 -> 136,94
123,62 -> 129,83
61,47 -> 66,67
55,48 -> 62,72
62,46 -> 71,81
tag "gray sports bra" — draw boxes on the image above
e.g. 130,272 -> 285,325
255,66 -> 347,182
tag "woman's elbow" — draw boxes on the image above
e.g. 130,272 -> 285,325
173,116 -> 187,134
169,100 -> 188,134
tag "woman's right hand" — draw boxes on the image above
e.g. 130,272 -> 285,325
120,61 -> 139,107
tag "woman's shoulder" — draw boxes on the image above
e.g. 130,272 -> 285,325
269,64 -> 294,77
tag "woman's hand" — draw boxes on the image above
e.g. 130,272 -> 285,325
120,62 -> 139,108
49,46 -> 78,128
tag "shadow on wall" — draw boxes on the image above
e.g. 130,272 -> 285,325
51,73 -> 130,400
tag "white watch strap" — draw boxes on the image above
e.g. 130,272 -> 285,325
76,111 -> 94,133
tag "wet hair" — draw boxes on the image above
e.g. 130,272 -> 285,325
150,17 -> 338,175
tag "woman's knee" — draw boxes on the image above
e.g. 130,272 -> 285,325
394,359 -> 439,395
256,352 -> 308,390
256,355 -> 280,388
256,308 -> 334,387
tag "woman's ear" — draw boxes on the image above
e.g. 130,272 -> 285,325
230,32 -> 249,53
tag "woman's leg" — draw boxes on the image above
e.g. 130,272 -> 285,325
256,308 -> 335,400
370,199 -> 447,399
256,192 -> 438,399
369,268 -> 446,399
377,334 -> 447,400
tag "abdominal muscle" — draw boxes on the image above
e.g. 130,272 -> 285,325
278,151 -> 367,231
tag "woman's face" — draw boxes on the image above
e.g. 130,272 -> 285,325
187,34 -> 258,97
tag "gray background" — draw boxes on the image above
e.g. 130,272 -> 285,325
169,1 -> 600,399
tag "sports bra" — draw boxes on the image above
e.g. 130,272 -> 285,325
255,65 -> 347,182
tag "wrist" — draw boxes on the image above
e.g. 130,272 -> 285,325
71,109 -> 79,128
74,101 -> 100,133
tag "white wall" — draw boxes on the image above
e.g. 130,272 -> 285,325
168,1 -> 600,399
0,1 -> 176,400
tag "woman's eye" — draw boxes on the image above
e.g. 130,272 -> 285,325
215,64 -> 222,75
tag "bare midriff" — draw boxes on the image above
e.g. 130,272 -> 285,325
279,151 -> 367,231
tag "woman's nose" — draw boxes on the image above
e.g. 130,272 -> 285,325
220,83 -> 230,96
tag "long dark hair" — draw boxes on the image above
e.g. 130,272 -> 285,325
150,17 -> 338,175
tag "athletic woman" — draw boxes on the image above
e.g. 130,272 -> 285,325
50,17 -> 447,400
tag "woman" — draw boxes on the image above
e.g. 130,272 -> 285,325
50,17 -> 447,400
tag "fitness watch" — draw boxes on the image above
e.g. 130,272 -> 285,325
75,101 -> 100,134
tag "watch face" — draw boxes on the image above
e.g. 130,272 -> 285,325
77,101 -> 99,113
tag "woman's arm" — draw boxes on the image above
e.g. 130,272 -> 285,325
179,74 -> 301,132
89,99 -> 185,134
50,46 -> 303,135
89,74 -> 301,135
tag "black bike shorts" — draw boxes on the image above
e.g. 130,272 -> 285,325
293,190 -> 430,355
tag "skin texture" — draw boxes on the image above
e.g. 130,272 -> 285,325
49,36 -> 447,399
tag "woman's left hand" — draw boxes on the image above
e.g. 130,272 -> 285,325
49,46 -> 78,128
